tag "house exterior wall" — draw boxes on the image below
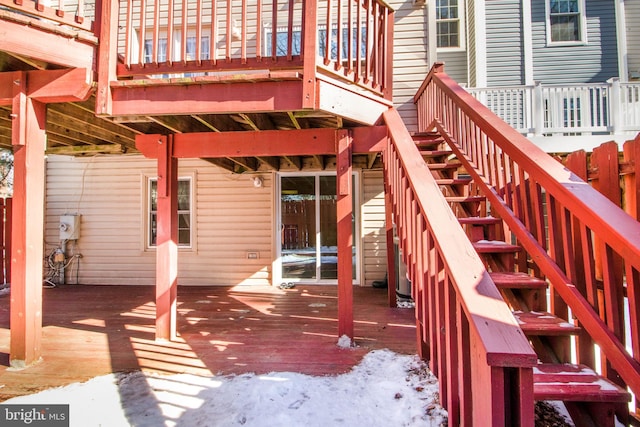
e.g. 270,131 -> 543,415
361,169 -> 387,286
44,155 -> 388,287
390,0 -> 430,132
627,0 -> 640,79
45,155 -> 273,286
486,0 -> 524,86
530,0 -> 619,84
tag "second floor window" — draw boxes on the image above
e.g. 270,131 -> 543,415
548,0 -> 583,43
436,0 -> 462,49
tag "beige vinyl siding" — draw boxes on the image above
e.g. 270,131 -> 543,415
361,170 -> 387,286
627,0 -> 640,79
390,0 -> 430,132
45,156 -> 387,287
45,155 -> 273,286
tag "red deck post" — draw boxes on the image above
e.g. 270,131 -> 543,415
336,130 -> 353,340
155,135 -> 179,341
10,73 -> 47,368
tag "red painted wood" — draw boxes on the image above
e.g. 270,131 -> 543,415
623,139 -> 640,221
0,199 -> 4,284
155,135 -> 179,341
95,0 -> 118,116
10,79 -> 46,367
0,0 -> 92,30
5,198 -> 11,285
417,65 -> 640,408
336,130 -> 353,339
0,17 -> 95,70
111,80 -> 305,116
26,68 -> 93,103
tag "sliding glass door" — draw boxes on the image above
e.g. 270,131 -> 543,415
278,173 -> 358,284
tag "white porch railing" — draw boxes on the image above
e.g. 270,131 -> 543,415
466,80 -> 640,137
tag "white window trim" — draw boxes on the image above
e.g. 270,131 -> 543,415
435,0 -> 466,53
143,171 -> 197,252
545,0 -> 588,46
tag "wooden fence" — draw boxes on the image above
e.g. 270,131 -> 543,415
0,198 -> 11,284
562,133 -> 640,222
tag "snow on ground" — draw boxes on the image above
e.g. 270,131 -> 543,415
3,349 -> 448,427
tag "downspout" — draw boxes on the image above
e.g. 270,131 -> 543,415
427,0 -> 437,67
615,0 -> 629,82
522,0 -> 534,85
473,0 -> 487,87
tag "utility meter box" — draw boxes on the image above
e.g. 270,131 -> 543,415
59,215 -> 81,240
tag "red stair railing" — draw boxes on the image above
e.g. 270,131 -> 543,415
381,108 -> 537,426
415,62 -> 640,420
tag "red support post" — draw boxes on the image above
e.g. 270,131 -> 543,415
10,73 -> 47,368
155,135 -> 179,341
336,130 -> 353,340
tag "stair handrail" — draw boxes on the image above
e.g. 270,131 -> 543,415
415,63 -> 640,406
382,108 -> 536,425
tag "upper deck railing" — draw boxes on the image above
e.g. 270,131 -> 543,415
0,0 -> 95,31
97,0 -> 393,98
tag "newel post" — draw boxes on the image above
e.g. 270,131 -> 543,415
608,77 -> 621,135
95,0 -> 119,116
533,81 -> 544,136
302,0 -> 318,109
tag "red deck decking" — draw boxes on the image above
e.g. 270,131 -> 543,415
0,284 -> 416,402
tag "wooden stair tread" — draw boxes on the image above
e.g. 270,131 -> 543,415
412,133 -> 443,147
472,240 -> 521,253
533,364 -> 631,402
435,178 -> 473,186
513,311 -> 580,335
428,162 -> 462,170
445,196 -> 486,203
458,216 -> 502,226
420,150 -> 452,158
489,272 -> 547,289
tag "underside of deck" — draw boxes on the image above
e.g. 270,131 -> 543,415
0,284 -> 416,402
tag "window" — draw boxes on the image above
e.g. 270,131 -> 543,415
265,25 -> 368,59
143,34 -> 211,63
548,0 -> 584,43
147,177 -> 192,248
436,0 -> 463,49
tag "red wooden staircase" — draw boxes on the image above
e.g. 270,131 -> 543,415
419,130 -> 631,426
381,63 -> 640,426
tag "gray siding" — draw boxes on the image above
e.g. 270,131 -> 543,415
627,0 -> 640,79
439,51 -> 468,85
531,0 -> 619,84
486,0 -> 524,86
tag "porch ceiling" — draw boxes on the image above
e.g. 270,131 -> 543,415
0,52 -> 386,173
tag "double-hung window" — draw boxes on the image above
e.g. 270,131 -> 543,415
147,177 -> 193,249
548,0 -> 585,44
436,0 -> 463,49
